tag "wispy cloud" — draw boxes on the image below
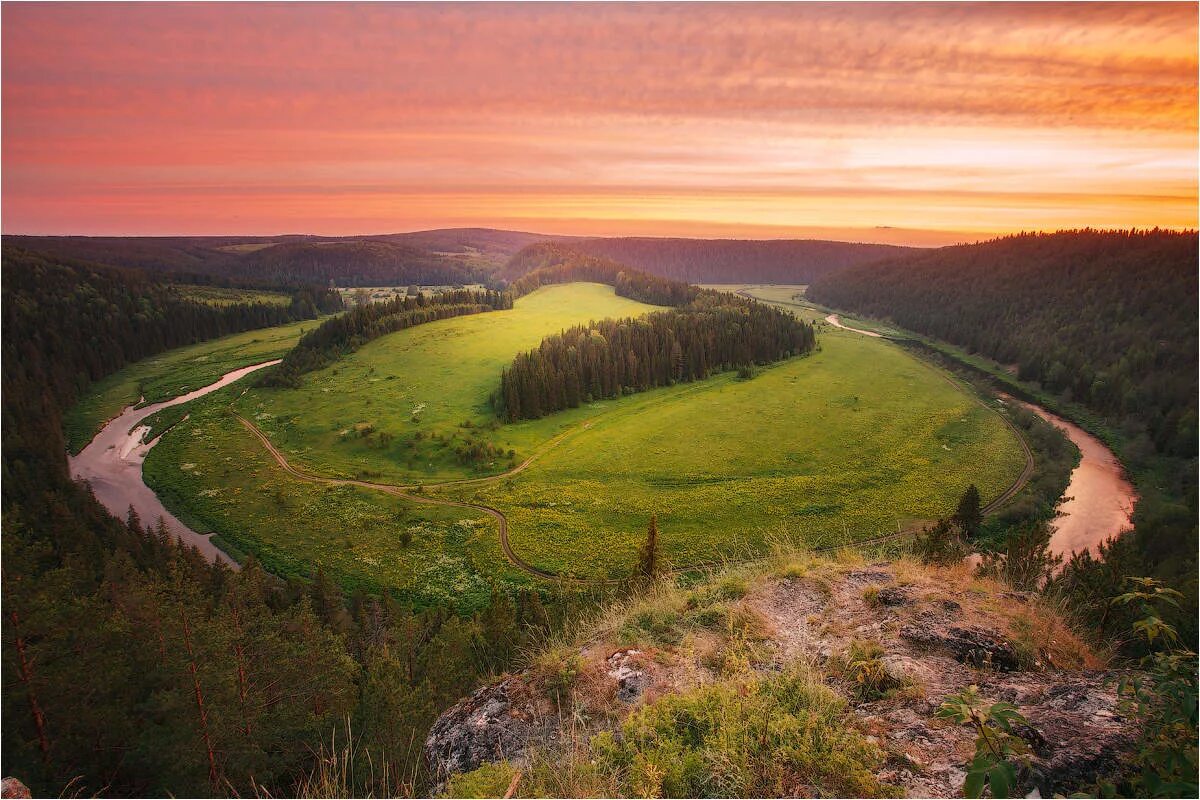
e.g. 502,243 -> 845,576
3,2 -> 1195,240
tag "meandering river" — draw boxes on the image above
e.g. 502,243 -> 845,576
1003,397 -> 1137,560
823,310 -> 1138,559
69,318 -> 1139,573
69,360 -> 280,566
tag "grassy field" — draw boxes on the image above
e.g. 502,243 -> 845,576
171,284 -> 292,306
142,387 -> 528,607
234,282 -> 660,482
136,281 -> 1026,592
65,318 -> 319,453
460,328 -> 1026,579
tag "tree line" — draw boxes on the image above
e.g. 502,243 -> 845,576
498,295 -> 816,421
505,243 -> 702,306
259,289 -> 511,387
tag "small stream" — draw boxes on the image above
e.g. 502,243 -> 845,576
69,360 -> 280,565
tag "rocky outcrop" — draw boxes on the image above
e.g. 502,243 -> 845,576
424,677 -> 553,783
900,622 -> 1021,671
426,561 -> 1138,797
1,778 -> 31,799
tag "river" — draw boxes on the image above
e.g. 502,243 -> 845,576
1004,397 -> 1137,560
826,310 -> 1138,558
69,360 -> 280,566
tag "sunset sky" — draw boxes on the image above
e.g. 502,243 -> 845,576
3,2 -> 1196,244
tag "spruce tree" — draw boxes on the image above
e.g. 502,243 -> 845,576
954,484 -> 983,538
637,514 -> 660,579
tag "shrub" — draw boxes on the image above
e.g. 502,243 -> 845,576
841,640 -> 901,702
595,669 -> 892,797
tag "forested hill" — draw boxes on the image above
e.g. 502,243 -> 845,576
808,229 -> 1198,458
10,229 -> 912,288
506,236 -> 914,284
4,229 -> 552,288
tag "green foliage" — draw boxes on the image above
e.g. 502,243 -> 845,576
975,521 -> 1062,592
841,640 -> 901,702
444,760 -> 521,798
1101,577 -> 1199,797
594,669 -> 893,797
531,646 -> 581,699
936,685 -> 1032,798
912,518 -> 968,565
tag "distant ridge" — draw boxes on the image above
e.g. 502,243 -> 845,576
6,228 -> 913,287
505,236 -> 915,284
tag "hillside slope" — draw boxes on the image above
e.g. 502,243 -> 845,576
546,237 -> 915,284
807,230 -> 1197,458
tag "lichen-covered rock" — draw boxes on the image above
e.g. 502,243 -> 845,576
424,678 -> 549,783
606,648 -> 648,703
901,623 -> 1021,671
1,778 -> 31,799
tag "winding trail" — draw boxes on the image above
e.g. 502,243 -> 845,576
235,413 -> 569,581
824,313 -> 883,338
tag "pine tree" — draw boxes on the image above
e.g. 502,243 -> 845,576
636,514 -> 660,579
954,484 -> 983,538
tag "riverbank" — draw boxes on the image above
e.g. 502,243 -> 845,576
69,360 -> 281,565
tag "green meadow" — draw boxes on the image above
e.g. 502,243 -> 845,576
142,387 -> 527,607
134,282 -> 1025,592
65,317 -> 320,453
233,282 -> 660,482
172,284 -> 292,307
461,328 -> 1025,579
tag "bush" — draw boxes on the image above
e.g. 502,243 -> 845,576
595,669 -> 892,797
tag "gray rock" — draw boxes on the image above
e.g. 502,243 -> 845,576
1,779 -> 30,800
901,623 -> 1021,671
424,678 -> 547,783
606,649 -> 649,703
876,586 -> 911,606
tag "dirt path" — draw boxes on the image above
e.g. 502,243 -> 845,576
235,414 -> 562,581
824,313 -> 883,338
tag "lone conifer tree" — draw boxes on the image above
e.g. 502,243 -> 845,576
637,514 -> 660,578
954,484 -> 983,538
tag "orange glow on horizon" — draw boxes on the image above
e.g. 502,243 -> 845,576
3,2 -> 1196,245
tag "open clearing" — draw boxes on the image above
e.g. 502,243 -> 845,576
66,317 -> 319,453
172,284 -> 292,306
134,282 -> 1026,591
233,282 -> 660,482
466,328 -> 1025,579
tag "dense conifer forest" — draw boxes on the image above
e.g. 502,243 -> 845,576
0,248 -> 568,796
808,229 -> 1199,644
504,236 -> 913,284
499,297 -> 816,420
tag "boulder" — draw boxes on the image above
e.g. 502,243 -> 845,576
1,779 -> 31,799
901,623 -> 1021,671
424,678 -> 548,782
